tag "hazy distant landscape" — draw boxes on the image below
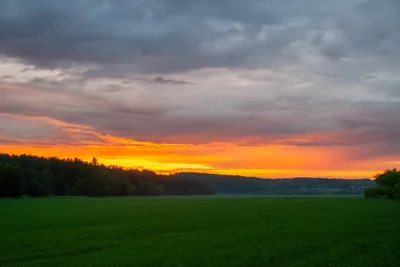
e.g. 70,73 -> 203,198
0,153 -> 374,198
177,173 -> 374,196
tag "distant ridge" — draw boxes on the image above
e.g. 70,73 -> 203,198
176,173 -> 374,195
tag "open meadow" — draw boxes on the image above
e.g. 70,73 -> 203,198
1,197 -> 399,267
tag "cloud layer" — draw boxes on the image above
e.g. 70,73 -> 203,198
0,0 -> 399,176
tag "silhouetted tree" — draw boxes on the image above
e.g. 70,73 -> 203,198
375,169 -> 400,187
365,168 -> 400,199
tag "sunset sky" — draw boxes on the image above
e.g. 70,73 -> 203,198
0,0 -> 399,178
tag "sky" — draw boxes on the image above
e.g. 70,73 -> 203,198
0,0 -> 399,178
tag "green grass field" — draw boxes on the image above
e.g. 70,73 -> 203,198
1,197 -> 399,267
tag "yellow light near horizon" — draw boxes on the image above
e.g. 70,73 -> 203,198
92,157 -> 212,172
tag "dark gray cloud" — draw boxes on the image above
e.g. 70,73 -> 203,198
79,68 -> 191,85
153,76 -> 190,85
0,0 -> 399,74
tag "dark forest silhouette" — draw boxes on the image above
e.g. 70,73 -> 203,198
0,153 -> 214,198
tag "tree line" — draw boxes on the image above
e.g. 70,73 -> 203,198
364,169 -> 400,199
178,173 -> 374,195
0,153 -> 215,198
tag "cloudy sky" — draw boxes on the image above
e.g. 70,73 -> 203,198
0,0 -> 399,178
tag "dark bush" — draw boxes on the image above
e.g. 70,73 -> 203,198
364,186 -> 392,199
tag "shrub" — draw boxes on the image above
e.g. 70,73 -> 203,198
364,186 -> 392,199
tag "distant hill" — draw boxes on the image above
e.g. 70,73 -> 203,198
175,173 -> 375,195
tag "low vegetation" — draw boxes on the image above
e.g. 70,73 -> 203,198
364,169 -> 400,199
0,197 -> 399,267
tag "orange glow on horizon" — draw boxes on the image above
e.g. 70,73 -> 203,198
0,140 -> 386,179
0,113 -> 395,179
